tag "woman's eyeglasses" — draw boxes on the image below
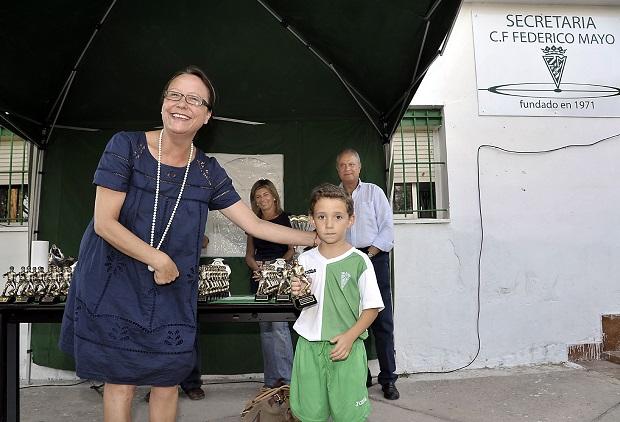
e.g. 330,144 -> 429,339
164,90 -> 211,110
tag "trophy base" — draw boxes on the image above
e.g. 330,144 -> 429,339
14,295 -> 35,304
0,295 -> 16,304
39,295 -> 60,305
198,295 -> 209,302
255,293 -> 270,302
58,295 -> 67,303
276,294 -> 291,302
293,294 -> 318,310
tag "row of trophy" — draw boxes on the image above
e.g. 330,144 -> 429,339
197,258 -> 231,302
0,235 -> 318,307
0,265 -> 74,304
254,258 -> 317,309
0,244 -> 76,305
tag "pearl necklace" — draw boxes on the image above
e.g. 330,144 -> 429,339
147,129 -> 194,272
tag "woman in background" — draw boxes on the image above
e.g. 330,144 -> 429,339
245,179 -> 295,388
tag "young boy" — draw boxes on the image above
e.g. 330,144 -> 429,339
290,183 -> 384,422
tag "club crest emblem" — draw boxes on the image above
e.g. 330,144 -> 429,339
541,46 -> 567,90
340,272 -> 351,289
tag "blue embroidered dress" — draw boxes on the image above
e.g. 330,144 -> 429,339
59,131 -> 240,386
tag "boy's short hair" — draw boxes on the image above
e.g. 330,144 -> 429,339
309,183 -> 354,216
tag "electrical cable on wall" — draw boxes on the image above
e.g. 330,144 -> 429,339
410,131 -> 620,375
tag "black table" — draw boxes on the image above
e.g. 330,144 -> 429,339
0,296 -> 297,422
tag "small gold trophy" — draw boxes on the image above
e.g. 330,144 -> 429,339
33,266 -> 49,302
290,259 -> 317,310
40,265 -> 61,304
15,266 -> 36,304
255,258 -> 287,302
276,262 -> 292,302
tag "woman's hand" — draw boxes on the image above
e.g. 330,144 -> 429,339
251,261 -> 263,282
150,251 -> 179,285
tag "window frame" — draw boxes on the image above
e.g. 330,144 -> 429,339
0,126 -> 29,226
388,107 -> 449,221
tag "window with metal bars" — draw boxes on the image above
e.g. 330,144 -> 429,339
389,108 -> 448,219
0,127 -> 29,225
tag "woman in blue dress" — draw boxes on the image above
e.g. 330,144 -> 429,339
59,66 -> 318,422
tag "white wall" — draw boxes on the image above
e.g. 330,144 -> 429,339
0,227 -> 29,273
394,3 -> 620,372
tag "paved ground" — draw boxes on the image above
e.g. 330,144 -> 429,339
19,361 -> 620,421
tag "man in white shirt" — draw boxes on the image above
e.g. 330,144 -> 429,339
336,148 -> 399,400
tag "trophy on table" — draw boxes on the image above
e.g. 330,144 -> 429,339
0,266 -> 18,304
289,259 -> 317,310
32,266 -> 49,302
255,258 -> 287,302
276,262 -> 292,302
288,215 -> 316,258
198,258 -> 231,301
40,265 -> 62,304
14,266 -> 36,304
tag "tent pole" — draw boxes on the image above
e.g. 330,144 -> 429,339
385,20 -> 431,139
45,72 -> 76,145
27,144 -> 44,254
384,54 -> 436,119
255,0 -> 382,127
385,0 -> 463,138
25,142 -> 45,386
438,0 -> 463,56
44,0 -> 118,145
330,67 -> 385,139
0,113 -> 40,148
424,0 -> 444,20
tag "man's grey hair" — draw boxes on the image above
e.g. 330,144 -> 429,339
336,148 -> 361,165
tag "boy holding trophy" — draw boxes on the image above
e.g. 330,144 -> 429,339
289,184 -> 384,421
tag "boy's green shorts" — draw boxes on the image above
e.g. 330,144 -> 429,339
290,336 -> 370,422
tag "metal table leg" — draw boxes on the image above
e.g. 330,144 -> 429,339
6,322 -> 19,422
0,312 -> 6,422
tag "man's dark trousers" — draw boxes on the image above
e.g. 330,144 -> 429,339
368,251 -> 397,386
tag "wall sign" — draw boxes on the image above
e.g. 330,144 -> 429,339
472,7 -> 620,117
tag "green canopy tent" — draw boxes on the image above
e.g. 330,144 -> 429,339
0,0 -> 461,373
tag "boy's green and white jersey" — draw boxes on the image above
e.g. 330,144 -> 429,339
293,247 -> 384,341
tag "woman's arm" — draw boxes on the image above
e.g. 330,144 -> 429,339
244,235 -> 260,272
93,186 -> 179,284
221,201 -> 316,247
